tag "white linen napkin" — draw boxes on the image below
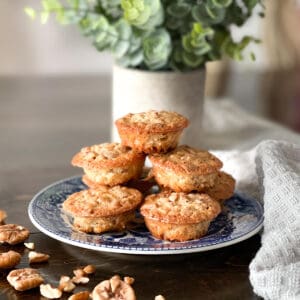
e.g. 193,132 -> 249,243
202,100 -> 300,299
249,140 -> 300,300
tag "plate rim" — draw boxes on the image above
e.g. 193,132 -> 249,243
28,176 -> 264,255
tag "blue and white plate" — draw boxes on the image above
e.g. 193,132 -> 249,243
28,176 -> 263,255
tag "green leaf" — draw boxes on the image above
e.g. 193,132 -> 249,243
167,2 -> 190,18
42,0 -> 62,11
129,50 -> 143,66
182,51 -> 204,67
41,11 -> 50,24
243,0 -> 260,11
121,0 -> 162,30
24,7 -> 36,20
210,0 -> 233,8
191,4 -> 212,25
114,19 -> 132,40
113,40 -> 130,58
142,28 -> 171,69
205,4 -> 226,24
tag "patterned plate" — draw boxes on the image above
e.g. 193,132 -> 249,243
28,176 -> 263,255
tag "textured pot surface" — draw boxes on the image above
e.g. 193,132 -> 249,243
112,64 -> 205,147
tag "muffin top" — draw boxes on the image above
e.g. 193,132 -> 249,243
71,143 -> 145,169
149,145 -> 223,174
140,191 -> 221,224
115,110 -> 189,134
63,186 -> 142,217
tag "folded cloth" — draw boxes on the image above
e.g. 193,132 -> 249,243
203,100 -> 300,300
249,141 -> 300,300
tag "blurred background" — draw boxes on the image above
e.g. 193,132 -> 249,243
0,0 -> 300,170
1,1 -> 300,125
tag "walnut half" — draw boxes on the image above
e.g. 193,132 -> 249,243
92,275 -> 136,300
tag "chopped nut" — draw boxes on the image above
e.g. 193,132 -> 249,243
72,276 -> 89,285
58,276 -> 76,293
7,268 -> 44,291
0,210 -> 7,224
92,275 -> 136,300
83,264 -> 96,274
28,251 -> 50,263
68,291 -> 90,300
124,276 -> 135,285
0,250 -> 21,269
73,268 -> 86,278
24,242 -> 35,250
40,284 -> 62,299
155,295 -> 166,300
0,224 -> 30,245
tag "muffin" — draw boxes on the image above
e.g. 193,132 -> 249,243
62,186 -> 142,234
71,143 -> 145,187
140,191 -> 221,241
149,145 -> 223,192
205,171 -> 235,203
115,110 -> 189,153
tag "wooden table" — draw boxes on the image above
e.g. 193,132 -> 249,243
1,74 -> 288,300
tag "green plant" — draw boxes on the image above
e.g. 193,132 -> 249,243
25,0 -> 264,71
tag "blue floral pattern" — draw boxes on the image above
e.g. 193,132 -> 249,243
28,176 -> 264,254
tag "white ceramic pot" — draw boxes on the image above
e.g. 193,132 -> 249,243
112,64 -> 206,148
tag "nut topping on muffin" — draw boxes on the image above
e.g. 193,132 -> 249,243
63,186 -> 142,234
72,143 -> 145,186
141,191 -> 221,241
115,110 -> 189,153
149,145 -> 223,192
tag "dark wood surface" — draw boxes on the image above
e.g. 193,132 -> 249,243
1,73 -> 292,300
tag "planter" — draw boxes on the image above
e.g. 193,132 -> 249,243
112,64 -> 206,148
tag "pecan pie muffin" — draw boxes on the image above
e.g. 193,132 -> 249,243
149,145 -> 223,192
62,186 -> 142,234
71,143 -> 145,187
115,110 -> 189,153
140,191 -> 221,241
205,171 -> 235,203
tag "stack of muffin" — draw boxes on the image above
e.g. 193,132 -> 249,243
63,111 -> 235,242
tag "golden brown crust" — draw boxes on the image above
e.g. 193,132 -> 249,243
0,224 -> 30,245
81,155 -> 144,187
144,218 -> 211,242
119,131 -> 183,154
7,268 -> 44,291
115,110 -> 189,134
140,191 -> 221,224
153,166 -> 218,192
149,146 -> 223,192
149,145 -> 223,174
205,171 -> 235,202
116,111 -> 189,154
73,211 -> 135,234
71,143 -> 145,170
63,186 -> 142,218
